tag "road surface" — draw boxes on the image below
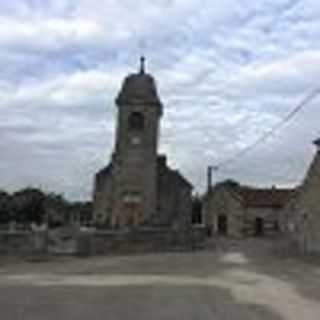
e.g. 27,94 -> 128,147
0,238 -> 319,320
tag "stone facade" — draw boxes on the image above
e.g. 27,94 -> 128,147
283,140 -> 320,254
240,187 -> 294,236
203,181 -> 294,238
93,59 -> 192,229
203,182 -> 244,238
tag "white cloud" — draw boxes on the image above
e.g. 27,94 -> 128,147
229,50 -> 320,97
0,17 -> 105,51
1,0 -> 320,199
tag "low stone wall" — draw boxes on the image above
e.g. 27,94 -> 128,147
0,226 -> 207,256
0,231 -> 33,255
0,230 -> 49,256
77,226 -> 206,256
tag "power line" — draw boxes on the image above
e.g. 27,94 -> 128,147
212,88 -> 320,171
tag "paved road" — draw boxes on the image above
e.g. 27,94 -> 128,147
1,239 -> 320,320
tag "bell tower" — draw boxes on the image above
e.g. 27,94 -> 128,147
111,57 -> 163,227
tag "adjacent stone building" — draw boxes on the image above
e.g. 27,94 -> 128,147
283,139 -> 320,253
203,181 -> 244,237
240,187 -> 294,236
93,58 -> 193,229
203,180 -> 294,238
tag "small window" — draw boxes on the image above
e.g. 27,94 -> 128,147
122,191 -> 142,204
129,112 -> 144,130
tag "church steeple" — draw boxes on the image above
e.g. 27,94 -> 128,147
111,58 -> 161,227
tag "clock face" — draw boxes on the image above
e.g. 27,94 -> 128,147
131,136 -> 141,145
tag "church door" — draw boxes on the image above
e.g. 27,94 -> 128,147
123,192 -> 142,227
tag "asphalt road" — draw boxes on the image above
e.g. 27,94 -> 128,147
0,239 -> 320,320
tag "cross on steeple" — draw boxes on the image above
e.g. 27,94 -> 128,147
139,56 -> 145,74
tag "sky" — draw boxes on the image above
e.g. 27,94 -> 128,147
1,0 -> 320,200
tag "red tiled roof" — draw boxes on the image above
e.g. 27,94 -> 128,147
239,187 -> 294,208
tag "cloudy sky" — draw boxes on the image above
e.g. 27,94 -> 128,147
1,0 -> 320,200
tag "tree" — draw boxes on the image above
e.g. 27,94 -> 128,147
44,192 -> 69,227
11,188 -> 46,224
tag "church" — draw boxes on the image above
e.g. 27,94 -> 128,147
92,58 -> 193,229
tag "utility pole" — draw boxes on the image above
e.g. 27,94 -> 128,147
207,166 -> 213,193
207,165 -> 219,192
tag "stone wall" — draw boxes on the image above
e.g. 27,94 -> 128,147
0,227 -> 206,257
93,165 -> 113,225
243,207 -> 280,236
77,226 -> 206,256
203,188 -> 244,238
156,160 -> 192,228
0,228 -> 50,256
284,150 -> 320,254
0,231 -> 33,255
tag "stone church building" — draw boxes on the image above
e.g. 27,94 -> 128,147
93,58 -> 192,229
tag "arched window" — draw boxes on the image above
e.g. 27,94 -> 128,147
128,112 -> 144,130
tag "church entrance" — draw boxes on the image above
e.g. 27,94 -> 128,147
255,217 -> 264,236
122,192 -> 142,227
217,215 -> 228,235
123,202 -> 142,227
